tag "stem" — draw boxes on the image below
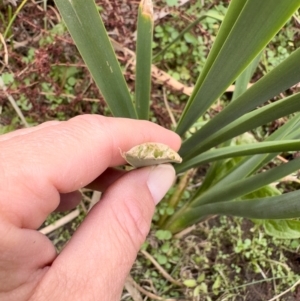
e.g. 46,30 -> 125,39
4,0 -> 28,39
159,169 -> 194,227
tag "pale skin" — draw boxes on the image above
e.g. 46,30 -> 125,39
0,115 -> 181,301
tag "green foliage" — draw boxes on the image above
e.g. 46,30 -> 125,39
54,0 -> 136,118
21,48 -> 35,64
155,229 -> 172,241
3,2 -> 296,298
136,215 -> 300,299
258,220 -> 300,239
0,117 -> 19,135
153,6 -> 225,81
39,23 -> 66,46
1,72 -> 14,85
166,0 -> 178,6
135,0 -> 154,119
2,0 -> 27,39
54,0 -> 300,237
202,216 -> 300,297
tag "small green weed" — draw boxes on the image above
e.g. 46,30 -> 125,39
130,216 -> 300,300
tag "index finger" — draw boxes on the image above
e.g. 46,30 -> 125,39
0,115 -> 181,228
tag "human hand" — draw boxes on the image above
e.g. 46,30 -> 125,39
0,115 -> 181,301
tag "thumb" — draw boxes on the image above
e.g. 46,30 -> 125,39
34,164 -> 176,301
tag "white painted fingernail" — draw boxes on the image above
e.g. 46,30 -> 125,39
146,164 -> 176,205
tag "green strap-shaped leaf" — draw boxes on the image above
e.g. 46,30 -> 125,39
182,120 -> 299,201
165,157 -> 300,232
176,0 -> 300,136
165,190 -> 300,233
194,56 -> 262,195
190,114 -> 300,201
213,114 -> 300,186
135,0 -> 154,120
54,0 -> 137,118
232,52 -> 262,100
180,48 -> 300,159
177,140 -> 300,173
201,190 -> 300,220
178,0 -> 247,104
190,157 -> 300,207
166,116 -> 300,232
179,91 -> 300,163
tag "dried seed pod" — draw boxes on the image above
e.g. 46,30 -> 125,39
121,142 -> 182,168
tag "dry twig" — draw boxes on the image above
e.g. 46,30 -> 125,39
140,249 -> 183,287
39,209 -> 80,235
267,277 -> 300,301
125,275 -> 181,301
0,78 -> 29,128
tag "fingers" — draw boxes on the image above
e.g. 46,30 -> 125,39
0,115 -> 181,229
0,120 -> 61,142
86,168 -> 127,191
0,219 -> 56,300
32,165 -> 176,301
56,168 -> 127,211
55,191 -> 82,211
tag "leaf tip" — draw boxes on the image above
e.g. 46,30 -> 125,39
140,0 -> 153,17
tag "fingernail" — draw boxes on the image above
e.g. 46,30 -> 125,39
146,164 -> 176,205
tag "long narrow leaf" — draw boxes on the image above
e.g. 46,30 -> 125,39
181,92 -> 300,162
176,0 -> 300,135
180,48 -> 300,159
135,0 -> 154,119
195,55 -> 262,194
177,140 -> 300,173
191,114 -> 300,199
201,190 -> 300,220
165,156 -> 300,232
54,0 -> 137,118
177,0 -> 247,110
165,190 -> 300,233
191,157 -> 300,206
232,52 -> 262,100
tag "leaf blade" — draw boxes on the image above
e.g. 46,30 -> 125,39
176,0 -> 300,135
180,48 -> 300,159
54,0 -> 137,118
177,140 -> 300,173
135,0 -> 154,119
